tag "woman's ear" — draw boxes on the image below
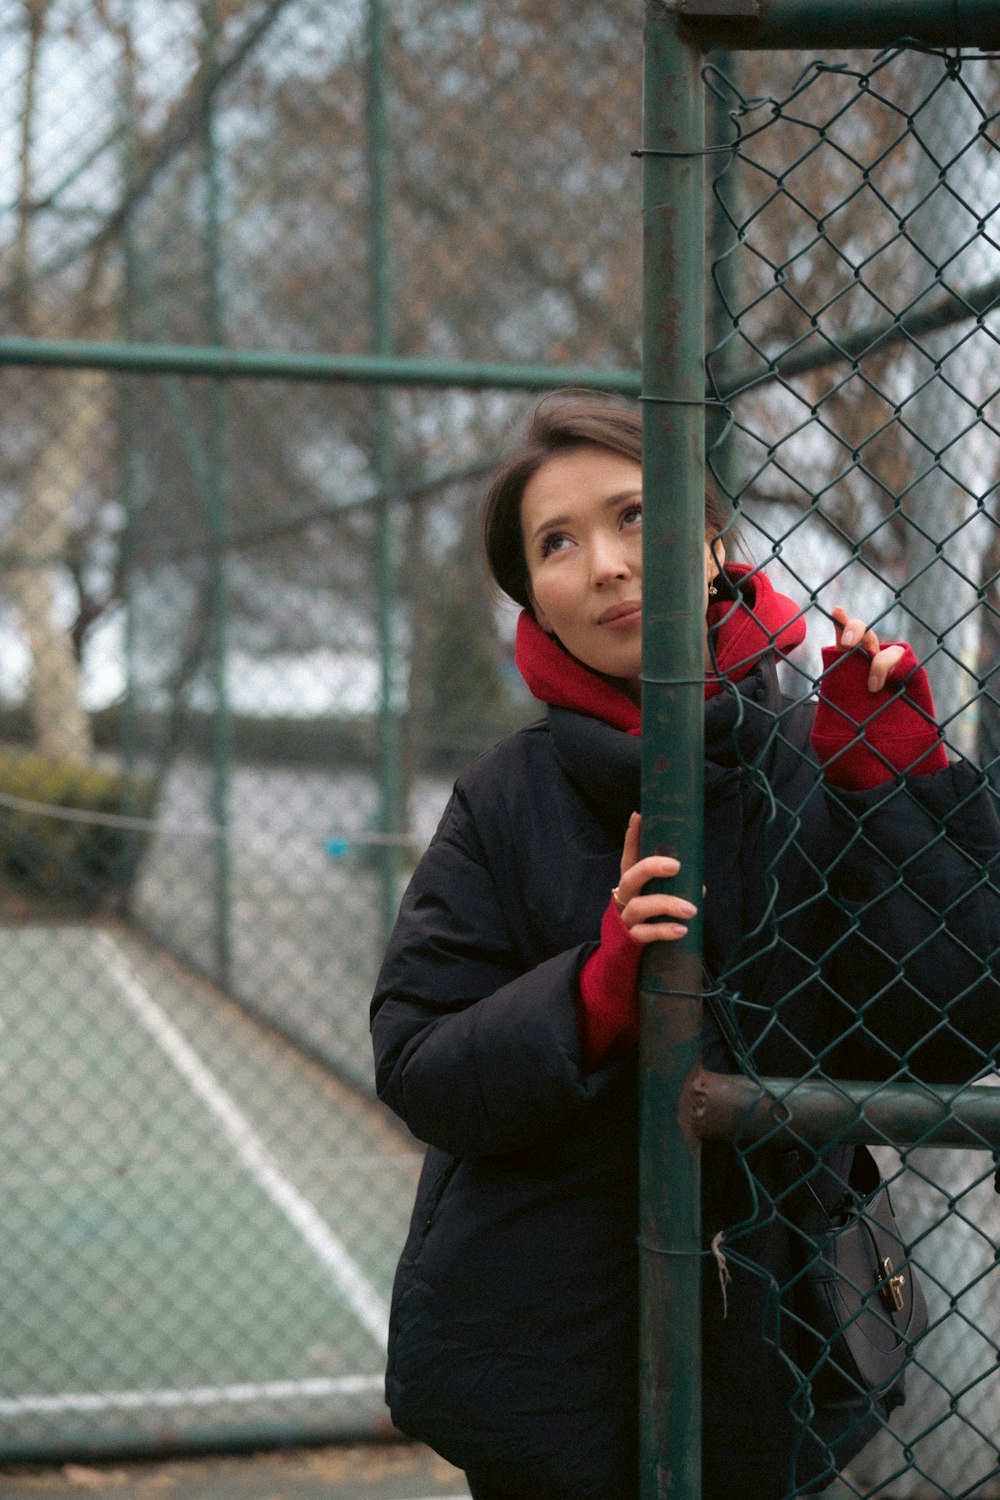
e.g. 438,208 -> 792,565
710,534 -> 726,577
527,586 -> 554,637
706,533 -> 726,595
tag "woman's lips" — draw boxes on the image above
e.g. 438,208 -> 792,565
598,601 -> 642,628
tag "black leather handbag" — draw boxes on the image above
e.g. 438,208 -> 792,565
783,1143 -> 929,1404
705,987 -> 928,1406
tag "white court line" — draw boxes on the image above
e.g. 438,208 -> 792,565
0,1375 -> 384,1417
95,932 -> 390,1349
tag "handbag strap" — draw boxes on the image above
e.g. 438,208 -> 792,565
703,969 -> 852,1227
703,966 -> 756,1076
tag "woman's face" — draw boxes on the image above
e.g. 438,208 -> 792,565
520,445 -> 723,699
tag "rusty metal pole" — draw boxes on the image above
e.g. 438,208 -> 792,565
639,5 -> 707,1498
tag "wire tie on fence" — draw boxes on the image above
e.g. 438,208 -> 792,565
638,985 -> 706,999
631,144 -> 739,159
712,1230 -> 731,1318
640,393 -> 731,411
637,1237 -> 734,1314
637,1238 -> 713,1259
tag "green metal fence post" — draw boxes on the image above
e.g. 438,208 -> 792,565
639,6 -> 707,1498
367,0 -> 403,946
201,0 -> 233,988
118,3 -> 140,792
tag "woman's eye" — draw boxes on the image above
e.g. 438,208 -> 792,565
541,532 -> 569,558
622,504 -> 643,528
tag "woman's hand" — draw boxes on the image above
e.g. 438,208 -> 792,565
813,608 -> 946,788
831,606 -> 906,693
611,812 -> 697,943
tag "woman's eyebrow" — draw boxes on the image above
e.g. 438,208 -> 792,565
529,489 -> 642,544
530,512 -> 571,542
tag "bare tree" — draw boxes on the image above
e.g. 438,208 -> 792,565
711,47 -> 1000,757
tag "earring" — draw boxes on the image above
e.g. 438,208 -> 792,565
709,580 -> 718,596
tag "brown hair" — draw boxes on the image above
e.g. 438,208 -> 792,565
482,392 -> 734,613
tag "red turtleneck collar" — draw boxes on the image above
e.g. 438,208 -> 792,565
515,612 -> 643,735
514,563 -> 805,729
704,563 -> 806,699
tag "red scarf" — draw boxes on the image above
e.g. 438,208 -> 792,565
704,563 -> 806,698
515,564 -> 805,726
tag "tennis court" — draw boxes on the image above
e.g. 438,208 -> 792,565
0,921 -> 425,1464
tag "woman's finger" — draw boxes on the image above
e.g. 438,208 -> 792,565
616,889 -> 697,944
617,854 -> 681,902
619,811 -> 641,880
867,643 -> 906,693
628,920 -> 690,944
624,893 -> 697,924
615,814 -> 690,924
624,881 -> 697,941
830,605 -> 854,645
831,605 -> 908,691
831,605 -> 879,655
613,843 -> 685,925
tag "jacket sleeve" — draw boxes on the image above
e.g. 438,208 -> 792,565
823,759 -> 1000,1082
370,787 -> 623,1158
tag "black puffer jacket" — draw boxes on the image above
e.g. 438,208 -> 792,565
371,657 -> 1000,1500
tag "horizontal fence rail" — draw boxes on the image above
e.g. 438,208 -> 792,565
693,1073 -> 1000,1149
674,0 -> 1000,50
0,336 -> 641,394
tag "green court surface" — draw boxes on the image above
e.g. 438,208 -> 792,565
0,923 -> 423,1463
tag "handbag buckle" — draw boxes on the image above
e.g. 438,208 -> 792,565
881,1256 -> 906,1313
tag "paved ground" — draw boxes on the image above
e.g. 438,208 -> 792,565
0,1441 -> 470,1499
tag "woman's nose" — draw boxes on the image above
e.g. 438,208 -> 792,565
591,535 -> 631,584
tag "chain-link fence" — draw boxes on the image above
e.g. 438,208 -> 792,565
640,19 -> 1000,1500
0,1 -> 999,1494
723,38 -> 1000,1500
0,0 -> 643,1463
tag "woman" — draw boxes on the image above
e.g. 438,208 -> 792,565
370,395 -> 1000,1500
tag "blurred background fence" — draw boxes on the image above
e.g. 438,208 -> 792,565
0,1 -> 998,1492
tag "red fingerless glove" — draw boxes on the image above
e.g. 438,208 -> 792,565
577,898 -> 642,1070
811,643 -> 948,790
